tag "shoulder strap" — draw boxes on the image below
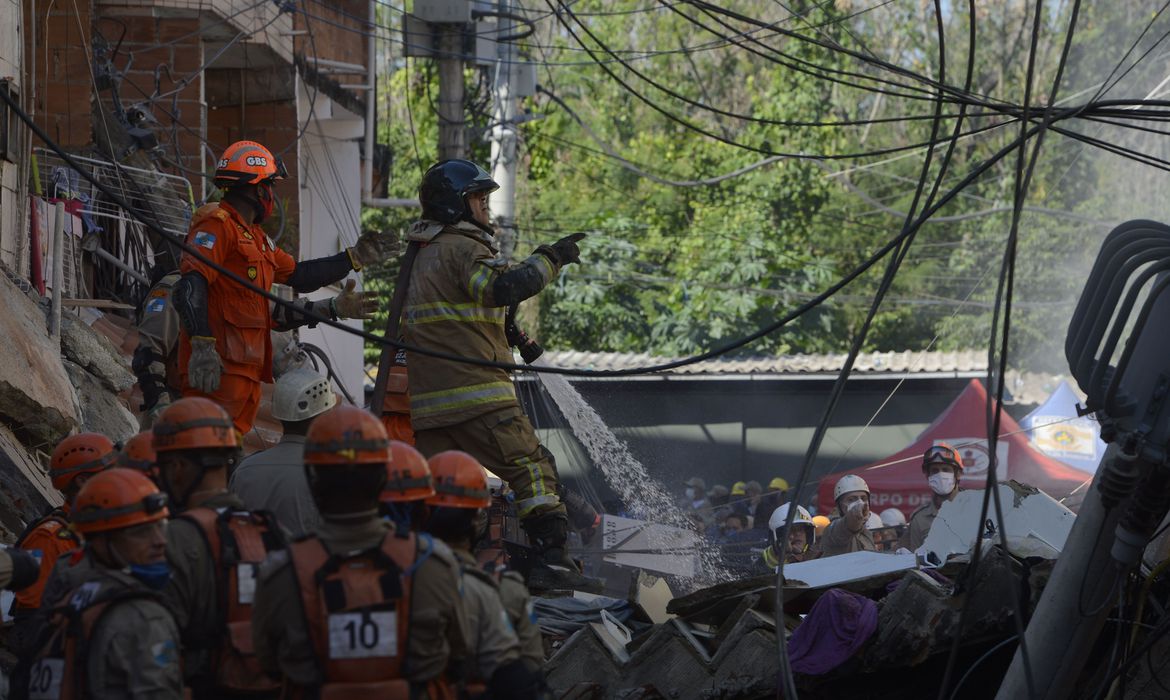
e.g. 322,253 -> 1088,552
15,508 -> 71,547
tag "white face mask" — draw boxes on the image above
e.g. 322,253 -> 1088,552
685,488 -> 696,501
928,472 -> 956,496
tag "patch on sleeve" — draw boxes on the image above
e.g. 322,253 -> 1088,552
146,298 -> 167,313
193,231 -> 217,249
151,639 -> 178,667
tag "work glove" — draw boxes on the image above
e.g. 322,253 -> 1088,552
536,232 -> 586,267
330,279 -> 379,320
348,230 -> 391,271
188,336 -> 224,394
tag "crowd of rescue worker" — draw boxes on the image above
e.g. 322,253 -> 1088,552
0,143 -> 606,699
0,138 -> 974,698
679,442 -> 967,575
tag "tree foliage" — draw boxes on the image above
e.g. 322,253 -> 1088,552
364,0 -> 1165,373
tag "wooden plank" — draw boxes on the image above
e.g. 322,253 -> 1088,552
62,299 -> 134,310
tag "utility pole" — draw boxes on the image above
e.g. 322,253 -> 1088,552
489,0 -> 519,261
437,26 -> 466,160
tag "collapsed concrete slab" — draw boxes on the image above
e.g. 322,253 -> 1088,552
919,481 -> 1077,564
63,360 -> 138,443
60,310 -> 135,393
0,423 -> 59,538
783,551 -> 918,589
0,276 -> 77,445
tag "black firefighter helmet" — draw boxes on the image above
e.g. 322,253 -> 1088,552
419,159 -> 500,224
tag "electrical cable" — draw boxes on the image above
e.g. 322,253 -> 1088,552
948,635 -> 1020,700
938,3 -> 1085,697
7,85 -> 1023,379
776,2 -> 973,695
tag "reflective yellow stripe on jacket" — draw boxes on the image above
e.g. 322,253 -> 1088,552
410,381 -> 517,419
405,300 -> 506,326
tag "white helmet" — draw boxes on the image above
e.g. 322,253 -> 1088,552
271,368 -> 337,422
833,474 -> 870,502
769,502 -> 815,543
880,508 -> 907,527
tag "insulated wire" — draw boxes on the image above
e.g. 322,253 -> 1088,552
777,1 -> 969,695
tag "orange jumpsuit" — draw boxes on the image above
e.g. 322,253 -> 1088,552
13,510 -> 81,610
178,202 -> 295,434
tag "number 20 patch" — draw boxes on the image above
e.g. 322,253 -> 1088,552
327,611 -> 396,659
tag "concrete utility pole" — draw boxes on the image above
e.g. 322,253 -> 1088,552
437,26 -> 466,160
489,0 -> 519,261
995,448 -> 1121,699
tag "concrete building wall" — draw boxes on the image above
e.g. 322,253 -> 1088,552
296,80 -> 366,403
0,0 -> 25,274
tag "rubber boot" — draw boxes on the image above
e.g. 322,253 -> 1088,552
523,512 -> 604,593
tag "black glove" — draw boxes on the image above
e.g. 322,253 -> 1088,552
5,548 -> 41,591
505,305 -> 543,364
537,232 -> 586,267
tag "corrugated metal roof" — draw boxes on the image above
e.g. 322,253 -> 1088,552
536,350 -> 989,376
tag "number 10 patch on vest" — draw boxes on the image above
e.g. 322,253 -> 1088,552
327,611 -> 397,659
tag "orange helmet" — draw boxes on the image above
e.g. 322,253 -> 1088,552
71,468 -> 169,535
50,433 -> 117,491
923,442 -> 963,473
118,431 -> 157,474
153,398 -> 239,453
381,441 -> 434,503
213,140 -> 287,188
304,405 -> 390,466
426,451 -> 491,509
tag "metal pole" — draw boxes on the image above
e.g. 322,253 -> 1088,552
995,446 -> 1123,699
362,0 -> 376,200
489,0 -> 519,261
437,25 -> 466,160
49,202 -> 64,342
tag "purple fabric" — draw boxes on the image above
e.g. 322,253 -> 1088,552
787,588 -> 879,675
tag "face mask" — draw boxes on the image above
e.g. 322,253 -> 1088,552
255,183 -> 276,223
685,488 -> 696,501
129,561 -> 172,590
928,472 -> 957,496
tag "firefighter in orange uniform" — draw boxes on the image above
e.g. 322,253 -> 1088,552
251,405 -> 469,697
12,434 -> 116,617
118,429 -> 159,481
172,140 -> 382,434
151,396 -> 284,699
424,451 -> 545,697
24,468 -> 182,699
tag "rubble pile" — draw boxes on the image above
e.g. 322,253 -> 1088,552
0,273 -> 138,537
543,485 -> 1076,699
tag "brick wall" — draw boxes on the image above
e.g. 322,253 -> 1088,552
295,0 -> 369,73
96,8 -> 206,180
24,0 -> 95,149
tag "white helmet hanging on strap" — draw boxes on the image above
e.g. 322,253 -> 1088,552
271,368 -> 337,422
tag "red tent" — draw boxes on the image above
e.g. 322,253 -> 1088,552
817,379 -> 1092,519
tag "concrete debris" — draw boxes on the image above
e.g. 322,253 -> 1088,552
919,482 -> 1077,565
600,515 -> 701,578
0,276 -> 77,445
0,423 -> 59,538
784,551 -> 917,589
59,311 -> 136,392
62,360 -> 138,443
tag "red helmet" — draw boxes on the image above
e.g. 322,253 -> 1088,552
118,431 -> 157,474
50,433 -> 117,491
426,451 -> 491,509
214,140 -> 287,188
304,406 -> 390,466
72,468 -> 169,535
153,398 -> 239,453
381,441 -> 434,503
